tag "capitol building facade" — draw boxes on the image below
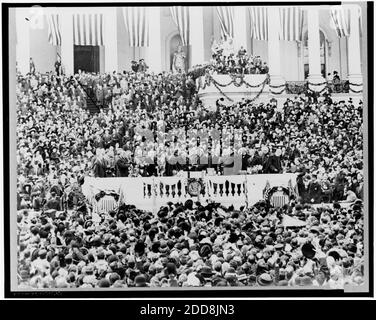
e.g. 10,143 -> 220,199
14,5 -> 364,94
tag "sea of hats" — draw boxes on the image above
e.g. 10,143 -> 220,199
16,58 -> 364,289
17,199 -> 364,288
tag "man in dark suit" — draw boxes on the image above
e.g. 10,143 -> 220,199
29,57 -> 36,74
138,59 -> 149,72
54,57 -> 62,76
44,191 -> 61,211
307,174 -> 322,203
263,148 -> 282,174
131,61 -> 139,72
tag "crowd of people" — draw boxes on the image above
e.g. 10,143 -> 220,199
210,38 -> 269,75
16,53 -> 364,288
190,38 -> 269,77
17,198 -> 365,289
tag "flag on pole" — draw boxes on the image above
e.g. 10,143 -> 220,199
330,6 -> 350,37
279,7 -> 304,41
170,6 -> 190,45
47,13 -> 62,46
123,7 -> 149,47
73,13 -> 104,46
248,6 -> 268,41
216,6 -> 234,40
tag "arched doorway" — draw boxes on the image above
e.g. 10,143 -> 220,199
167,34 -> 189,72
303,30 -> 328,79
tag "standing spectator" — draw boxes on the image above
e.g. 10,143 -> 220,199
29,57 -> 36,75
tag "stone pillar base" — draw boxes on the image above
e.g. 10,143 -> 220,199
307,74 -> 326,92
348,74 -> 363,95
269,76 -> 286,95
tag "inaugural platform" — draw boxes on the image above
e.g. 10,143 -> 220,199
197,74 -> 270,109
12,4 -> 367,291
82,173 -> 298,212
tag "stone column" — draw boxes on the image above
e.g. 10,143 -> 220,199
104,8 -> 118,73
347,4 -> 363,94
15,8 -> 30,74
60,9 -> 74,75
189,6 -> 205,67
233,6 -> 248,52
267,7 -> 285,94
147,7 -> 162,74
307,7 -> 325,92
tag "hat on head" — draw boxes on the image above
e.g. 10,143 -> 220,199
257,273 -> 273,286
200,266 -> 214,279
98,278 -> 111,288
134,274 -> 148,287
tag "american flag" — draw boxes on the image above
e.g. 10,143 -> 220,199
248,6 -> 268,41
270,192 -> 290,208
330,6 -> 351,37
73,13 -> 104,46
216,6 -> 234,40
93,195 -> 117,214
279,7 -> 305,41
47,13 -> 62,46
170,6 -> 190,45
123,7 -> 149,47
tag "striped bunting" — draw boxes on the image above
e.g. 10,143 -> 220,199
73,13 -> 104,46
279,7 -> 304,41
123,7 -> 149,47
330,6 -> 350,37
47,14 -> 62,46
170,6 -> 190,46
216,6 -> 234,40
248,6 -> 268,41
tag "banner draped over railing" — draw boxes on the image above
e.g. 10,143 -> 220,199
82,174 -> 298,212
248,6 -> 268,41
170,6 -> 190,46
216,6 -> 235,40
122,7 -> 149,47
73,13 -> 104,46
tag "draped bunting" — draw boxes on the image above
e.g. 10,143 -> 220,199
216,6 -> 234,40
73,13 -> 104,46
47,13 -> 62,46
248,6 -> 268,41
279,7 -> 305,41
170,6 -> 190,46
123,7 -> 149,47
330,6 -> 351,37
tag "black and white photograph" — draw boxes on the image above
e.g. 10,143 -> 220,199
2,0 -> 372,297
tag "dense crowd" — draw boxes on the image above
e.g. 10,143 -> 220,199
17,67 -> 363,207
17,199 -> 364,288
190,39 -> 269,76
210,42 -> 269,75
16,58 -> 364,288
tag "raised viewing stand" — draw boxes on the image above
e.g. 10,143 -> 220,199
197,74 -> 270,110
196,74 -> 363,110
